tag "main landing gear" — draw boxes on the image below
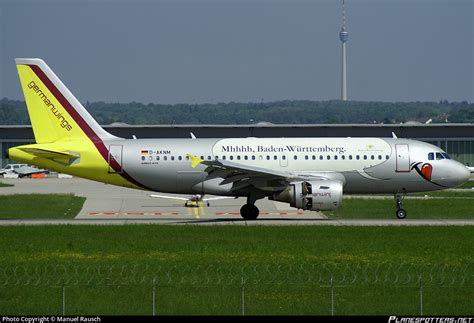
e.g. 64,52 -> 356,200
240,204 -> 259,220
395,193 -> 407,219
240,193 -> 263,220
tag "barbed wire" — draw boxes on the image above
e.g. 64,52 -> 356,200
0,263 -> 470,287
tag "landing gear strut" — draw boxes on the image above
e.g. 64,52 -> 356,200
395,193 -> 407,219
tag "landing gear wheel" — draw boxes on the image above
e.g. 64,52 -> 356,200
396,208 -> 407,219
394,193 -> 407,219
240,204 -> 259,220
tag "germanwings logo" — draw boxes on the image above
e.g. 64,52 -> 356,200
27,80 -> 73,131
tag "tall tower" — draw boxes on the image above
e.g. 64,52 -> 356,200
339,0 -> 349,101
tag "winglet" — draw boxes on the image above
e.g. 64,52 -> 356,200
187,154 -> 204,168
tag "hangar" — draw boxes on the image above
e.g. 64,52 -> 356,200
1,123 -> 474,167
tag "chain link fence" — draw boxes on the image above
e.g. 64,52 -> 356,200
0,263 -> 471,315
0,262 -> 470,286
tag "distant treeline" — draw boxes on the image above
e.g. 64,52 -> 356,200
1,98 -> 473,125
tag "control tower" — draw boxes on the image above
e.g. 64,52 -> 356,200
339,0 -> 349,101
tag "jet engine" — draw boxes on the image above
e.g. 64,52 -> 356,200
271,180 -> 343,211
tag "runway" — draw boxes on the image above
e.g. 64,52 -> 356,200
0,219 -> 472,226
1,177 -> 473,226
0,177 -> 328,220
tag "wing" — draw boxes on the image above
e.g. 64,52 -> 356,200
187,154 -> 344,193
202,196 -> 237,202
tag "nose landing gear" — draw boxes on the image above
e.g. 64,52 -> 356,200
395,193 -> 407,219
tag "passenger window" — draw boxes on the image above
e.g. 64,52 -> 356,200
200,156 -> 204,160
252,156 -> 256,160
356,155 -> 360,160
327,155 -> 331,160
349,155 -> 352,160
274,155 -> 278,160
341,155 -> 345,160
282,155 -> 286,160
222,156 -> 226,160
244,156 -> 248,160
428,152 -> 434,160
230,156 -> 234,160
436,152 -> 444,160
178,156 -> 182,161
385,155 -> 389,160
208,156 -> 211,160
266,155 -> 270,160
371,155 -> 375,160
363,155 -> 367,160
294,155 -> 298,160
312,155 -> 316,160
237,156 -> 241,160
156,156 -> 160,161
305,155 -> 309,160
164,156 -> 167,161
378,155 -> 382,160
319,156 -> 323,160
334,155 -> 338,160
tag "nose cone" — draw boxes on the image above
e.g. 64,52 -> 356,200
457,164 -> 472,187
440,162 -> 471,188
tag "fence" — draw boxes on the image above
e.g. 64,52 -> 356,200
0,263 -> 471,315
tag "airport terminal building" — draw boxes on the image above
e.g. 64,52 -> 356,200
1,123 -> 474,167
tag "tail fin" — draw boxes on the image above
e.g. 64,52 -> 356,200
15,58 -> 117,143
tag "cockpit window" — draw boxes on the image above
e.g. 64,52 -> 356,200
428,151 -> 451,160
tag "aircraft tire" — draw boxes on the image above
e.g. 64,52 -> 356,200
396,208 -> 407,219
240,204 -> 259,220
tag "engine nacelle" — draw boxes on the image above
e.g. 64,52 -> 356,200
272,180 -> 343,211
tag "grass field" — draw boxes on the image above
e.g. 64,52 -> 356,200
326,190 -> 474,219
457,180 -> 474,189
0,181 -> 13,187
0,194 -> 86,219
0,225 -> 471,315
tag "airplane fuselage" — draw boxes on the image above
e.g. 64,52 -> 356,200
13,137 -> 469,196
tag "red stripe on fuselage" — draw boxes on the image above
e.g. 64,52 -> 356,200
27,64 -> 153,191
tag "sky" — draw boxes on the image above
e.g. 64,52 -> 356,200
0,0 -> 472,104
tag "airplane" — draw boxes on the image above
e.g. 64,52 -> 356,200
7,58 -> 471,220
0,163 -> 47,177
149,193 -> 235,207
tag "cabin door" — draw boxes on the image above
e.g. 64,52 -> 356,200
395,144 -> 410,172
108,145 -> 123,173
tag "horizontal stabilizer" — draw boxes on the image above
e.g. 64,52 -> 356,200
18,148 -> 80,164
